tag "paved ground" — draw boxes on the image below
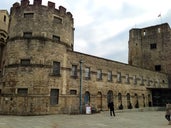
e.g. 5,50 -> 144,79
0,110 -> 170,128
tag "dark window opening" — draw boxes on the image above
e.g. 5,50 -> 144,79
21,59 -> 30,65
50,89 -> 59,105
150,43 -> 157,49
70,90 -> 77,95
23,32 -> 32,38
53,61 -> 60,76
155,65 -> 161,71
54,16 -> 62,24
24,13 -> 34,18
97,69 -> 102,80
18,88 -> 28,95
53,35 -> 60,42
85,67 -> 90,79
71,65 -> 77,77
4,15 -> 6,22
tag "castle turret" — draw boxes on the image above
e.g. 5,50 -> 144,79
9,0 -> 74,50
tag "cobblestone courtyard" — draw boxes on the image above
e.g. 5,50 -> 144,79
0,111 -> 170,128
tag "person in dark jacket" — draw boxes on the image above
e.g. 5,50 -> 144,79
108,101 -> 115,116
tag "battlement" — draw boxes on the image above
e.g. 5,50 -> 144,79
11,0 -> 72,19
129,23 -> 171,39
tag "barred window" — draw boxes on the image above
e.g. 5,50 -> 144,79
50,89 -> 59,105
150,43 -> 157,49
85,67 -> 90,79
117,72 -> 121,82
53,61 -> 60,76
107,71 -> 112,81
126,74 -> 129,84
21,59 -> 30,65
24,13 -> 34,18
23,32 -> 32,38
18,88 -> 28,95
97,69 -> 102,80
133,75 -> 137,85
71,65 -> 77,77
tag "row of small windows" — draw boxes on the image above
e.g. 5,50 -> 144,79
23,32 -> 60,41
23,12 -> 62,24
19,59 -> 164,85
71,65 -> 162,85
17,88 -> 59,105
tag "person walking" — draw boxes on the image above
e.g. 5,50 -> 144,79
165,106 -> 171,125
108,101 -> 115,116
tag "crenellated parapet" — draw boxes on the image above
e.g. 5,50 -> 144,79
9,0 -> 74,50
11,0 -> 73,20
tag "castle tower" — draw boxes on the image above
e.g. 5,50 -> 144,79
0,0 -> 75,115
0,10 -> 9,70
128,23 -> 171,75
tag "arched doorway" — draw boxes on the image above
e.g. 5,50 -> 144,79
84,91 -> 90,105
134,93 -> 139,108
118,93 -> 123,109
142,94 -> 145,107
127,93 -> 132,109
107,90 -> 113,104
97,91 -> 102,111
148,94 -> 152,107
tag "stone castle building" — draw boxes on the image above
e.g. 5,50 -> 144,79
0,0 -> 170,115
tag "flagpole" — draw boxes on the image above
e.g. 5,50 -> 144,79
158,13 -> 162,24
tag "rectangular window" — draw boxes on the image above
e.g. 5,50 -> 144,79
21,59 -> 30,65
70,90 -> 77,95
140,76 -> 144,85
117,72 -> 121,82
53,35 -> 60,42
4,15 -> 6,22
107,71 -> 112,81
54,16 -> 62,24
133,75 -> 137,85
126,74 -> 129,84
97,69 -> 102,80
143,30 -> 146,36
158,28 -> 161,33
23,32 -> 32,38
150,43 -> 157,49
71,65 -> 77,77
24,13 -> 34,18
85,67 -> 90,79
155,65 -> 161,71
53,61 -> 60,76
50,89 -> 59,105
18,88 -> 28,95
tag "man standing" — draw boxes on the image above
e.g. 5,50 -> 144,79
108,101 -> 115,116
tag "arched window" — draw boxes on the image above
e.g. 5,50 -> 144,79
84,91 -> 90,105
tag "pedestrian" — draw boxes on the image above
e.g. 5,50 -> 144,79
165,107 -> 171,125
108,101 -> 115,116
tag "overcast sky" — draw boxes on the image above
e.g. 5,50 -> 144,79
1,0 -> 171,63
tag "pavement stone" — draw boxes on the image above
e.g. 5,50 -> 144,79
0,111 -> 170,128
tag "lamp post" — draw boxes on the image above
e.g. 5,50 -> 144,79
79,60 -> 83,114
